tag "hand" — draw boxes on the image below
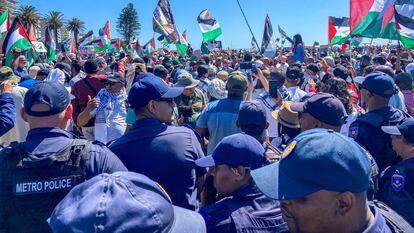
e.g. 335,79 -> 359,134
253,68 -> 264,79
272,90 -> 283,107
247,76 -> 254,93
177,115 -> 185,125
85,95 -> 100,112
0,80 -> 15,93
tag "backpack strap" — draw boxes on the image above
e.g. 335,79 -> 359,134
12,139 -> 91,168
372,200 -> 414,232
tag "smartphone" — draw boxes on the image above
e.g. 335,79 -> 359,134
60,44 -> 66,53
269,80 -> 278,98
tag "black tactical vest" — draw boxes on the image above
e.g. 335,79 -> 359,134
0,139 -> 91,233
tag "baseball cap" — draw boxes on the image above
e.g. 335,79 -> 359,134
286,67 -> 303,80
333,65 -> 352,82
237,101 -> 267,130
226,71 -> 247,93
306,63 -> 319,73
382,118 -> 414,144
195,133 -> 266,170
395,72 -> 413,91
290,93 -> 347,126
48,172 -> 206,233
354,71 -> 397,98
101,72 -> 125,84
251,128 -> 372,200
128,73 -> 184,109
174,71 -> 200,89
208,78 -> 227,100
0,66 -> 21,83
83,59 -> 98,74
24,81 -> 70,117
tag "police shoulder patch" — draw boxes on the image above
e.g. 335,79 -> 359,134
349,124 -> 359,139
282,140 -> 297,159
391,170 -> 406,193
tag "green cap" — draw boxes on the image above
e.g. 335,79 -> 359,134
0,67 -> 21,83
226,71 -> 247,93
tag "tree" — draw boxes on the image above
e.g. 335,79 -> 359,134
44,11 -> 64,44
116,3 -> 140,44
16,5 -> 40,30
67,18 -> 85,49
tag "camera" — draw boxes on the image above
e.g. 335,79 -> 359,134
239,62 -> 257,80
269,80 -> 289,100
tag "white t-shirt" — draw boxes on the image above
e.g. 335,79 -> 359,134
288,86 -> 307,102
276,63 -> 289,73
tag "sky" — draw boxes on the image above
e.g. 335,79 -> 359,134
19,0 -> 351,49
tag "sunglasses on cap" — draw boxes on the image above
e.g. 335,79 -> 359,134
155,98 -> 174,103
106,81 -> 120,86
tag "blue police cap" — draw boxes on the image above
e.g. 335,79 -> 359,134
24,81 -> 70,117
195,133 -> 266,170
290,93 -> 347,126
382,118 -> 414,144
48,172 -> 206,232
128,73 -> 184,109
238,101 -> 267,129
251,128 -> 372,200
354,71 -> 397,98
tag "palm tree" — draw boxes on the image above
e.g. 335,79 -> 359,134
66,18 -> 85,49
16,5 -> 40,30
44,11 -> 65,44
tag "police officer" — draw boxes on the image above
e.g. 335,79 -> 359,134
110,73 -> 206,211
197,133 -> 289,233
350,71 -> 409,172
379,118 -> 414,225
0,81 -> 127,233
0,67 -> 17,137
252,128 -> 414,233
174,71 -> 207,128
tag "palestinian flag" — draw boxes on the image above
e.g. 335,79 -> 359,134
98,21 -> 111,50
198,9 -> 222,43
45,26 -> 56,62
379,2 -> 399,39
2,17 -> 34,66
183,30 -> 187,40
109,38 -> 121,53
328,16 -> 350,45
350,0 -> 395,38
143,38 -> 155,55
278,25 -> 287,46
0,9 -> 10,36
201,41 -> 209,54
395,0 -> 414,48
153,0 -> 179,43
79,30 -> 94,46
261,15 -> 277,58
63,36 -> 76,53
175,28 -> 188,57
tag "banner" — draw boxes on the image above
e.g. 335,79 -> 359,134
78,45 -> 95,55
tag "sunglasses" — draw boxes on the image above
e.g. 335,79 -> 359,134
155,98 -> 174,103
106,81 -> 120,86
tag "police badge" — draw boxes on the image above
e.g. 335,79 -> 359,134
391,170 -> 405,192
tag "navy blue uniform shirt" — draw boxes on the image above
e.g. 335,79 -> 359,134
22,128 -> 127,178
110,118 -> 207,211
364,204 -> 393,233
0,93 -> 16,137
377,157 -> 414,226
200,185 -> 289,233
349,106 -> 407,171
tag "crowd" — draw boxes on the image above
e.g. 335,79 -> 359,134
0,33 -> 414,233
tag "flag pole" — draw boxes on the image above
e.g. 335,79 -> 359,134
236,0 -> 261,53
